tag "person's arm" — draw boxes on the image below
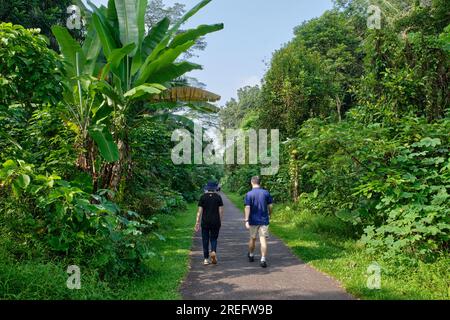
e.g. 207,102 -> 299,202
244,205 -> 251,230
244,194 -> 251,229
219,206 -> 224,222
217,195 -> 224,223
267,192 -> 274,219
195,207 -> 203,232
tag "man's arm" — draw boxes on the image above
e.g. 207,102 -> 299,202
267,192 -> 274,218
244,205 -> 251,229
219,206 -> 224,222
195,207 -> 203,231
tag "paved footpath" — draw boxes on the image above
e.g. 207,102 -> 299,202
180,193 -> 354,300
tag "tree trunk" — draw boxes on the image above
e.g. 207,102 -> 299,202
99,136 -> 131,195
75,135 -> 99,193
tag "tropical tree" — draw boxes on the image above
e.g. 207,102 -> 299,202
51,0 -> 223,193
145,0 -> 208,58
219,85 -> 261,129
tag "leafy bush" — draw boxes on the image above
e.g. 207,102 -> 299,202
0,159 -> 157,276
0,1 -> 224,299
357,121 -> 450,260
271,115 -> 449,261
223,114 -> 449,262
0,23 -> 63,109
0,23 -> 67,166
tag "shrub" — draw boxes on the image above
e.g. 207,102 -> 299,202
357,119 -> 450,261
291,115 -> 449,261
0,23 -> 63,109
0,159 -> 157,276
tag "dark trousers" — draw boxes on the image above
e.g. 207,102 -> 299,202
201,226 -> 220,259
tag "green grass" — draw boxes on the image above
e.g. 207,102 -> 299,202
0,203 -> 197,300
226,191 -> 245,210
119,203 -> 197,299
225,191 -> 450,300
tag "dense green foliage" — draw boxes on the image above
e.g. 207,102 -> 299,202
0,23 -> 67,167
0,0 -> 448,300
0,0 -> 222,299
0,0 -> 84,50
0,24 -> 63,109
219,85 -> 262,129
221,0 -> 449,264
0,203 -> 197,299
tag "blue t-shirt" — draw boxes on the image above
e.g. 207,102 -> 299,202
244,188 -> 273,226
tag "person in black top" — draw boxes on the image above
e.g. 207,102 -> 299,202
195,181 -> 224,265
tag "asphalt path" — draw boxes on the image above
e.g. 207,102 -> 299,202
180,193 -> 354,300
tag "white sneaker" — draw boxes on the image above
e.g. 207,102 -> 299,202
203,259 -> 210,265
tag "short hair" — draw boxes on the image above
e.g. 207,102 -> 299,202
251,176 -> 261,185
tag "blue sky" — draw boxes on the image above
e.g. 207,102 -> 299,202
87,0 -> 334,104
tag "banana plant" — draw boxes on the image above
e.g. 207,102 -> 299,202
52,0 -> 223,191
51,21 -> 108,179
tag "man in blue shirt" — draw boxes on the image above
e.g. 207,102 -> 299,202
244,176 -> 273,268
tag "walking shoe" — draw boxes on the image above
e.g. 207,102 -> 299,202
260,260 -> 267,268
210,251 -> 217,265
211,251 -> 217,264
203,259 -> 210,265
248,253 -> 255,263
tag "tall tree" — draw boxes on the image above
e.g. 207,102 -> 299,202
52,0 -> 223,192
219,85 -> 261,129
145,0 -> 207,58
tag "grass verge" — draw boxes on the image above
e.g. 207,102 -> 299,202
120,202 -> 197,299
225,191 -> 449,300
0,203 -> 197,300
